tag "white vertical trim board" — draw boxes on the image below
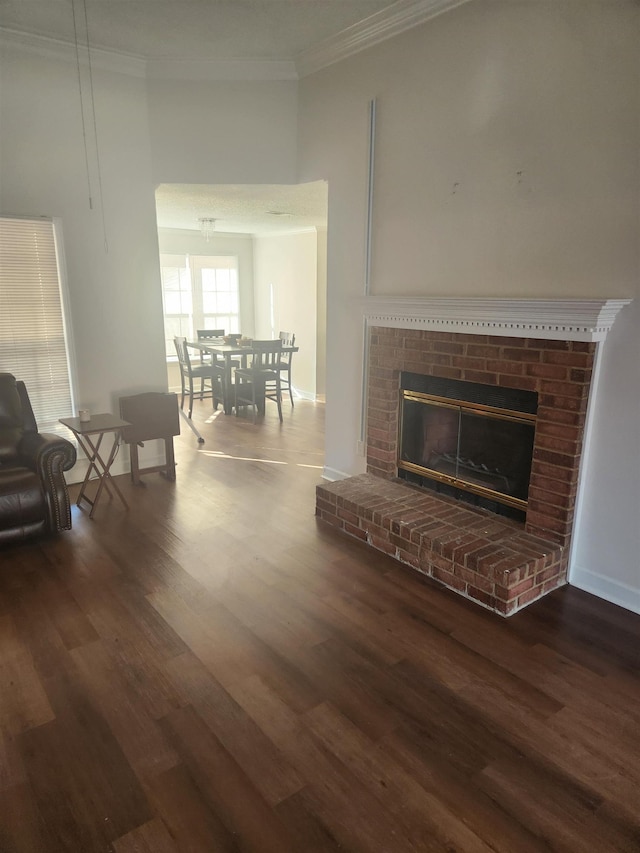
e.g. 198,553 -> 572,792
364,97 -> 376,294
359,317 -> 370,449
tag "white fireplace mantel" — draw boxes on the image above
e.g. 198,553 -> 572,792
362,296 -> 631,342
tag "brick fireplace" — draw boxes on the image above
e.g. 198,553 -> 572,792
316,297 -> 629,616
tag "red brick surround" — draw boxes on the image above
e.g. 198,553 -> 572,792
316,327 -> 596,616
367,327 -> 595,547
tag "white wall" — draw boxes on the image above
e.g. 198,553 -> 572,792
146,78 -> 298,185
253,230 -> 319,399
0,44 -> 299,480
0,45 -> 167,480
570,298 -> 640,612
0,47 -> 167,405
298,1 -> 640,611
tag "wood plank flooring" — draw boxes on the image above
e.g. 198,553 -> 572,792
1,399 -> 639,852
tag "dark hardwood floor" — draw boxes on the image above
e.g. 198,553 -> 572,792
1,399 -> 639,852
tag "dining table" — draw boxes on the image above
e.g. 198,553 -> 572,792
186,337 -> 299,415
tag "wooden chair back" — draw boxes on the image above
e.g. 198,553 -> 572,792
279,331 -> 295,348
173,336 -> 193,376
278,331 -> 295,366
250,339 -> 283,370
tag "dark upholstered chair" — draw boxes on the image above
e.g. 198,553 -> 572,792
0,373 -> 77,544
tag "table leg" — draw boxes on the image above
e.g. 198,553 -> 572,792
257,376 -> 266,416
164,437 -> 176,480
75,431 -> 129,518
130,442 -> 141,486
90,434 -> 128,516
223,354 -> 234,414
75,432 -> 105,507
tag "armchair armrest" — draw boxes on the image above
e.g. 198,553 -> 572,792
18,432 -> 77,532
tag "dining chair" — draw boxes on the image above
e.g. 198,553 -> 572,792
197,326 -> 241,368
196,329 -> 225,393
276,331 -> 296,407
197,328 -> 225,345
174,336 -> 225,419
234,339 -> 283,423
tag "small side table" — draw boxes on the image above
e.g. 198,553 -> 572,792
59,413 -> 131,519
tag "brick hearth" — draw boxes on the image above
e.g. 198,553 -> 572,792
316,326 -> 596,616
316,474 -> 563,616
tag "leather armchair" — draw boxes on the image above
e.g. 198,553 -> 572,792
0,373 -> 77,544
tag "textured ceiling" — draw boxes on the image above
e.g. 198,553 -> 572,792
0,0 -> 394,61
155,182 -> 328,236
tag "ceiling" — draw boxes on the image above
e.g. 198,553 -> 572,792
0,0 -> 395,62
2,1 -> 471,236
155,182 -> 329,236
0,0 -> 400,235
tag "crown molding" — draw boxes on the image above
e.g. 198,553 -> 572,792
362,296 -> 632,342
0,27 -> 146,77
296,0 -> 474,77
2,0 -> 472,81
0,28 -> 297,81
145,59 -> 297,82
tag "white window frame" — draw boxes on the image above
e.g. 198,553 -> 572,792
160,253 -> 240,358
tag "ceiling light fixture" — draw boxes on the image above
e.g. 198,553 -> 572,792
199,217 -> 216,241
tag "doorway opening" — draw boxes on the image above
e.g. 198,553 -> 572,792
154,182 -> 328,404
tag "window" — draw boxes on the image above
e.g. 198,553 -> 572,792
160,254 -> 240,357
160,254 -> 193,352
0,216 -> 75,436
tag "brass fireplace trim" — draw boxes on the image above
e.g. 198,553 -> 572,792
397,459 -> 529,511
401,390 -> 536,425
398,390 -> 536,512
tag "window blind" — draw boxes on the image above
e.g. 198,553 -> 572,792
0,216 -> 74,436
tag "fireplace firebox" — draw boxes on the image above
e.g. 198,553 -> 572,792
398,373 -> 537,520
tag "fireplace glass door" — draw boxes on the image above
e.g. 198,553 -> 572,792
399,392 -> 536,511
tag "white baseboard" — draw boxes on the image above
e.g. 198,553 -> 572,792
570,565 -> 640,615
292,388 -> 316,402
322,466 -> 351,482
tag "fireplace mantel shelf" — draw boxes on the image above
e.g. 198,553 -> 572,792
362,296 -> 631,342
